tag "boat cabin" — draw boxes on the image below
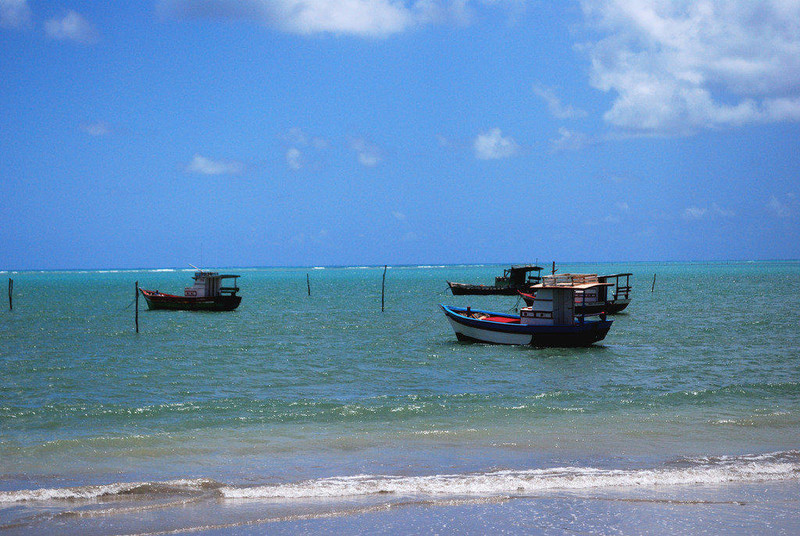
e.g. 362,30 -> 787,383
184,271 -> 240,298
522,281 -> 611,325
541,273 -> 607,307
495,264 -> 543,288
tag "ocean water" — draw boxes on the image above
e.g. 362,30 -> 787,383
1,262 -> 799,535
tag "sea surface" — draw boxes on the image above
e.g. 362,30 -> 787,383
1,262 -> 799,535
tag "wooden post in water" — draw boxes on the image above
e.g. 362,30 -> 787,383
651,273 -> 656,292
8,278 -> 12,311
381,265 -> 387,312
307,273 -> 311,297
135,281 -> 139,333
551,261 -> 556,275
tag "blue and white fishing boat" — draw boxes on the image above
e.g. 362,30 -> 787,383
441,281 -> 613,346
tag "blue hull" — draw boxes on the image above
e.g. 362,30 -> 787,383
441,305 -> 612,347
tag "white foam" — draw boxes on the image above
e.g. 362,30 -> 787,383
6,453 -> 797,505
0,478 -> 215,503
221,452 -> 800,500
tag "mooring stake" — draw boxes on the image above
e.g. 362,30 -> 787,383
381,265 -> 387,312
135,281 -> 139,333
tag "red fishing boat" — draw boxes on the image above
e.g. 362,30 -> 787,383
140,271 -> 242,311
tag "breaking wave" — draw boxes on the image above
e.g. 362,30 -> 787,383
4,451 -> 796,505
221,451 -> 800,499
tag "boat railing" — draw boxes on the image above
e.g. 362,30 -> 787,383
614,285 -> 632,300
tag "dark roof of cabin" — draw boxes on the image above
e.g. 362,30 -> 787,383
194,272 -> 240,279
507,264 -> 543,272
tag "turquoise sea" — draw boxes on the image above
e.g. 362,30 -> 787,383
1,262 -> 799,535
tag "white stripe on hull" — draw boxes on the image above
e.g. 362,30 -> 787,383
446,317 -> 533,345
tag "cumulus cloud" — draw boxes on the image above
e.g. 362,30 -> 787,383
45,10 -> 99,44
532,84 -> 588,119
474,128 -> 519,160
581,0 -> 800,135
157,0 -> 523,37
0,0 -> 31,29
186,154 -> 245,175
351,138 -> 381,167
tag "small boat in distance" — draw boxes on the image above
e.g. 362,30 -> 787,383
441,280 -> 613,346
447,264 -> 543,295
140,270 -> 242,311
519,272 -> 632,314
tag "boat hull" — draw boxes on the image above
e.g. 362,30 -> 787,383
441,305 -> 612,347
448,282 -> 535,296
519,293 -> 630,315
140,289 -> 241,311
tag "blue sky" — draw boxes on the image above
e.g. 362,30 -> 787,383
1,0 -> 799,270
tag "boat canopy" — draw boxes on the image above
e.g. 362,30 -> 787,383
530,281 -> 612,291
538,273 -> 612,288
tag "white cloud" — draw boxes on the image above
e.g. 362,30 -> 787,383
581,0 -> 800,134
186,154 -> 245,175
682,206 -> 707,220
283,128 -> 327,170
681,203 -> 734,221
768,194 -> 797,219
551,127 -> 589,151
474,128 -> 518,160
615,201 -> 629,211
159,0 -> 412,37
436,134 -> 453,148
767,196 -> 786,218
0,0 -> 31,29
286,148 -> 302,170
285,127 -> 308,146
710,202 -> 734,218
532,84 -> 588,119
391,210 -> 406,221
275,0 -> 414,37
157,0 -> 524,37
351,138 -> 381,167
45,10 -> 98,44
79,122 -> 110,137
